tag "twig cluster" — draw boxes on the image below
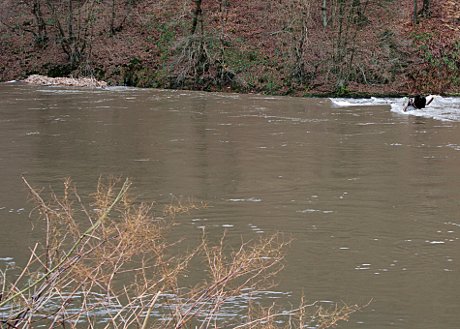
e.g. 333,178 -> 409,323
0,177 -> 363,328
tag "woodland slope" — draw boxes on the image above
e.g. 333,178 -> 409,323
1,0 -> 459,96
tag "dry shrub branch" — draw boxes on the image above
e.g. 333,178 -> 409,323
0,177 -> 364,328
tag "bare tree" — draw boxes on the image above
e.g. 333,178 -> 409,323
330,0 -> 370,92
173,0 -> 239,89
0,0 -> 48,47
109,0 -> 138,36
30,0 -> 48,46
44,0 -> 98,68
292,0 -> 311,85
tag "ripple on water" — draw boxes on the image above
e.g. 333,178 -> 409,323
446,143 -> 460,151
248,224 -> 264,234
0,257 -> 15,267
355,263 -> 372,270
297,209 -> 334,214
0,257 -> 14,262
227,197 -> 262,202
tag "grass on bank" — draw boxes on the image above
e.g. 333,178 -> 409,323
0,177 -> 363,328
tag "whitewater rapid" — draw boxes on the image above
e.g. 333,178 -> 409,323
330,96 -> 460,122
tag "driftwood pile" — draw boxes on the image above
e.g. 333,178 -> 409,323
24,74 -> 107,87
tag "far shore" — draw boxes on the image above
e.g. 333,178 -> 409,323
7,75 -> 457,98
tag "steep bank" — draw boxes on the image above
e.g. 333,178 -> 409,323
0,0 -> 459,96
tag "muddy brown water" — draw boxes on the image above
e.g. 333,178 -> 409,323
1,83 -> 459,328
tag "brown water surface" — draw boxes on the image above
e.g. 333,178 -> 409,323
1,83 -> 459,328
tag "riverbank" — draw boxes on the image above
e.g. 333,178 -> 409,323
0,1 -> 458,96
14,75 -> 459,99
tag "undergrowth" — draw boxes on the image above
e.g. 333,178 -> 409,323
0,177 -> 363,328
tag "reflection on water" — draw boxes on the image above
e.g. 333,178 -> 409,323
1,83 -> 460,328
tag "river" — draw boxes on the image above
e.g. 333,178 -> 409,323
1,83 -> 459,328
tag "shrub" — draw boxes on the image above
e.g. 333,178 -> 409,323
0,177 -> 362,328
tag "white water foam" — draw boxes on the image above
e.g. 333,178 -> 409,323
331,97 -> 390,107
330,96 -> 460,122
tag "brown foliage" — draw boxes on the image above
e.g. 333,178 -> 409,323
1,0 -> 457,94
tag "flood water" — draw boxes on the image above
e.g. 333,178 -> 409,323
1,83 -> 460,328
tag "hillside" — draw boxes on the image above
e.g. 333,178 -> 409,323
0,0 -> 459,96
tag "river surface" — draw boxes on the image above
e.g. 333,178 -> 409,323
1,83 -> 460,328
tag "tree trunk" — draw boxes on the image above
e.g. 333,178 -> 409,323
420,0 -> 431,17
217,0 -> 229,84
191,0 -> 203,35
351,0 -> 367,24
321,0 -> 327,27
110,0 -> 116,35
110,0 -> 135,35
31,0 -> 48,46
67,0 -> 73,42
413,0 -> 418,24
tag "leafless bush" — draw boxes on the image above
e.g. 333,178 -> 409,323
0,177 -> 364,328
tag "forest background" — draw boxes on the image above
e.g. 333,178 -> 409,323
0,0 -> 459,96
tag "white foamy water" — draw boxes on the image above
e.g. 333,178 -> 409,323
330,96 -> 460,122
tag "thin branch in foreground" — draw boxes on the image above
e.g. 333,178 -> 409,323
0,177 -> 365,328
